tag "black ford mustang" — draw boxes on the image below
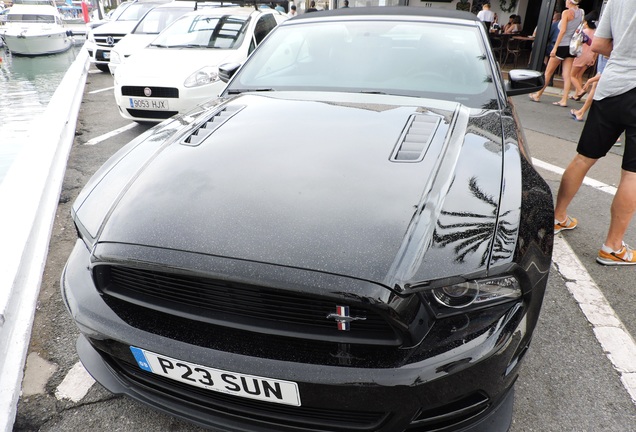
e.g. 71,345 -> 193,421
62,7 -> 552,432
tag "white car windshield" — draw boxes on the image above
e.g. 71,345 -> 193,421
117,3 -> 163,21
151,14 -> 249,49
227,20 -> 498,108
132,6 -> 192,35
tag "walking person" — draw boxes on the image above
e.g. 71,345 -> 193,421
569,11 -> 598,101
569,54 -> 606,122
554,0 -> 636,265
529,0 -> 584,107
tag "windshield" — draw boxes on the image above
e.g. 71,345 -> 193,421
109,2 -> 133,20
117,3 -> 162,21
133,6 -> 191,34
226,20 -> 497,107
8,13 -> 55,22
151,13 -> 248,49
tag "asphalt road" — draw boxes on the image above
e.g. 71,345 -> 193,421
12,68 -> 636,431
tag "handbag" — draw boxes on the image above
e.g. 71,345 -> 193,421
569,22 -> 585,56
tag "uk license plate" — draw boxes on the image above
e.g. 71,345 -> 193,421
129,346 -> 301,406
128,97 -> 169,110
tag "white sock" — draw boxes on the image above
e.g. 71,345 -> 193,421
601,243 -> 624,253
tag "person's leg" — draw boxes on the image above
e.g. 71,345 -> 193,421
530,56 -> 561,101
569,65 -> 585,98
572,81 -> 597,121
554,153 -> 598,222
556,57 -> 575,106
603,170 -> 636,251
596,90 -> 636,263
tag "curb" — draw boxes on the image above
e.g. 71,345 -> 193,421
0,47 -> 89,432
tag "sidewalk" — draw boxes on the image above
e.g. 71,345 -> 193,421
0,49 -> 90,432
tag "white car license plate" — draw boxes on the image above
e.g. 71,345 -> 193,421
129,346 -> 301,406
128,97 -> 169,111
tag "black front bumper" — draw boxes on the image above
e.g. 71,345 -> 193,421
62,240 -> 538,432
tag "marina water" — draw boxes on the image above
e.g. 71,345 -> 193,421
0,45 -> 82,184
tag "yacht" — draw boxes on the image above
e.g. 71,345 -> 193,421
1,0 -> 72,56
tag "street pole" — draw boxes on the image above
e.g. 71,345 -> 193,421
528,0 -> 557,72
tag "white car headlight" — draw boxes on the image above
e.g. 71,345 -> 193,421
184,66 -> 219,88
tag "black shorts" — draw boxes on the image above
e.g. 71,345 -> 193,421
555,45 -> 575,60
577,86 -> 636,172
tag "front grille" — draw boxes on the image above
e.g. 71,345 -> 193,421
126,109 -> 178,120
102,296 -> 410,367
94,34 -> 125,47
121,86 -> 179,98
94,265 -> 399,345
104,351 -> 388,431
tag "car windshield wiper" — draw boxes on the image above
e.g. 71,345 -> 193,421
226,88 -> 273,95
359,90 -> 388,95
169,44 -> 206,48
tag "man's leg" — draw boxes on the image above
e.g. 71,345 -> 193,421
554,153 -> 598,222
604,170 -> 636,251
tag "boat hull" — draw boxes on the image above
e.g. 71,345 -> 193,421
3,28 -> 73,56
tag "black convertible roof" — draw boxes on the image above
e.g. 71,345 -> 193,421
291,6 -> 481,23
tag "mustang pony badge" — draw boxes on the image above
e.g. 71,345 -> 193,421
326,306 -> 366,331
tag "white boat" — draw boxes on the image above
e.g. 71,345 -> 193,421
1,0 -> 73,56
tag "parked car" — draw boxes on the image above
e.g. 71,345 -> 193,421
107,1 -> 198,75
0,7 -> 10,24
86,0 -> 170,72
62,7 -> 551,432
112,5 -> 287,122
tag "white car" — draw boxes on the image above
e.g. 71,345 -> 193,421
108,1 -> 197,75
86,0 -> 170,72
113,6 -> 286,123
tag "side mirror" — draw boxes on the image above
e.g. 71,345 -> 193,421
505,69 -> 544,96
218,63 -> 242,83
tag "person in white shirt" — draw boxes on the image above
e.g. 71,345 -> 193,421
476,3 -> 495,31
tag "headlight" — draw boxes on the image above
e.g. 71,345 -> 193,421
184,66 -> 219,88
110,50 -> 121,64
432,276 -> 521,309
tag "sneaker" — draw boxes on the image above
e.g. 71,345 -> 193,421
596,243 -> 636,266
554,215 -> 577,234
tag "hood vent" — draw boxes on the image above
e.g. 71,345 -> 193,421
181,105 -> 244,147
391,114 -> 441,162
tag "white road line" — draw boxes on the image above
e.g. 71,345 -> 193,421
532,158 -> 618,195
534,157 -> 636,405
89,86 -> 114,94
55,362 -> 95,402
84,123 -> 137,146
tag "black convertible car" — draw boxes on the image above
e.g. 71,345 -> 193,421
62,7 -> 553,432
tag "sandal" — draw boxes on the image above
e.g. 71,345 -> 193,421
570,109 -> 584,122
552,101 -> 568,107
569,92 -> 586,101
529,93 -> 540,102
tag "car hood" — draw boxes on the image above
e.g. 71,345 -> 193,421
117,47 -> 238,80
112,33 -> 155,57
91,19 -> 138,35
75,93 -> 515,288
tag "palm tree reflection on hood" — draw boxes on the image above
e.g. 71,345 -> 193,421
433,176 -> 516,266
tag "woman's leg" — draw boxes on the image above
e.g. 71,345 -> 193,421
572,81 -> 597,120
570,65 -> 586,97
531,56 -> 562,101
556,57 -> 575,106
